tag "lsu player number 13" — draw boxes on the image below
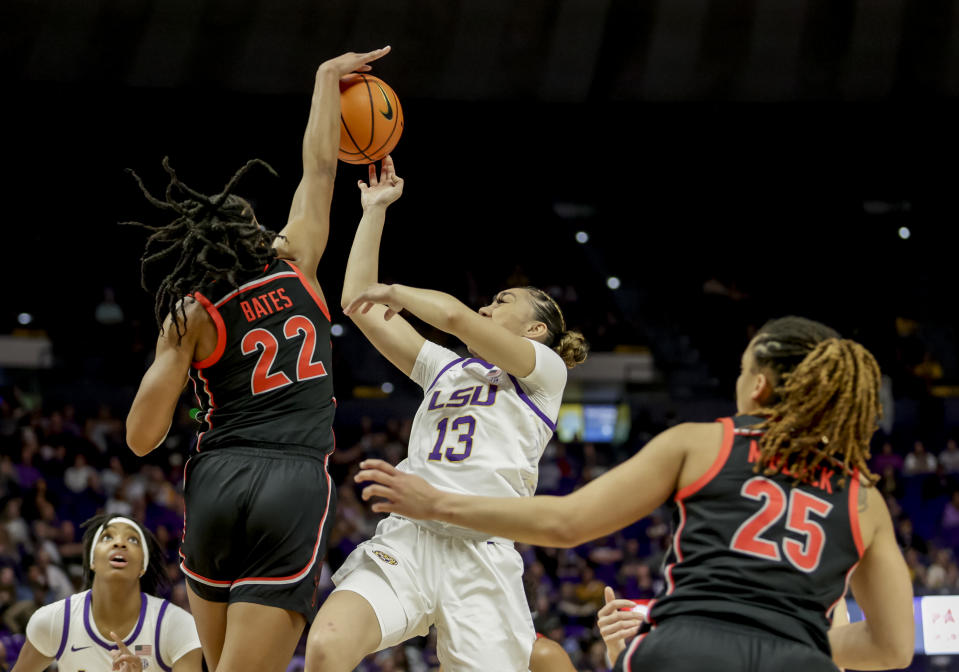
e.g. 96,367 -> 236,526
302,156 -> 588,672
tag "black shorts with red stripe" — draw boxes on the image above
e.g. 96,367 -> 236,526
614,617 -> 838,672
179,445 -> 336,624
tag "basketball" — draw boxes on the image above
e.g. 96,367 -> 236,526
338,73 -> 404,164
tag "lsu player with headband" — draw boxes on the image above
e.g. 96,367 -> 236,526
355,317 -> 915,671
304,157 -> 588,672
11,514 -> 202,672
125,48 -> 391,672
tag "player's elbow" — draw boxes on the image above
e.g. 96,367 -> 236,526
547,505 -> 586,548
125,418 -> 160,457
883,635 -> 915,669
126,435 -> 153,458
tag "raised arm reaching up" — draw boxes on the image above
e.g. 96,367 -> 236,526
274,47 -> 391,286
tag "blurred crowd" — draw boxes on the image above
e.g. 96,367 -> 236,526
0,390 -> 957,671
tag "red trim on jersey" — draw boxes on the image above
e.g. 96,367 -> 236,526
212,271 -> 299,308
674,417 -> 735,501
644,598 -> 657,625
663,501 -> 688,595
178,553 -> 233,587
826,561 -> 859,620
848,469 -> 864,558
623,631 -> 648,672
231,453 -> 332,588
283,260 -> 331,322
193,370 -> 216,452
535,632 -> 545,640
192,292 -> 227,369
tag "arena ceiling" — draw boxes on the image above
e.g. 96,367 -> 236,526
5,0 -> 958,101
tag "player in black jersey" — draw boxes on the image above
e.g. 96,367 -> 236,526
355,316 -> 915,671
124,47 -> 391,672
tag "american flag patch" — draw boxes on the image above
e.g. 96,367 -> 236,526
135,644 -> 152,656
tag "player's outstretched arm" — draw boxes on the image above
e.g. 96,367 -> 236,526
828,487 -> 914,670
127,308 -> 198,456
355,423 -> 707,547
344,282 -> 540,377
340,156 -> 424,377
274,47 -> 390,277
10,640 -> 54,672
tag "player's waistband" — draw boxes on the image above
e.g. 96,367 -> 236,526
193,443 -> 332,461
394,515 -> 514,546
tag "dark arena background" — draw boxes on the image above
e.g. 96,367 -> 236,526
2,1 -> 958,670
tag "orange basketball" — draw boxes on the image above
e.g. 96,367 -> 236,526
338,74 -> 404,164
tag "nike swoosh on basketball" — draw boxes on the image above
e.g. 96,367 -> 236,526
71,645 -> 91,652
374,83 -> 394,120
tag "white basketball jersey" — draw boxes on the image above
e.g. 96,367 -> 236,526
399,339 -> 566,537
25,589 -> 200,672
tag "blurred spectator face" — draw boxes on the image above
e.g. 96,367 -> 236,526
914,441 -> 926,456
0,567 -> 15,586
881,443 -> 893,455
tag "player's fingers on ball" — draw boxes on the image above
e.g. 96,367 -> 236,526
369,162 -> 377,185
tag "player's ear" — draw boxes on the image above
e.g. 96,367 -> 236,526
526,321 -> 548,341
752,371 -> 774,405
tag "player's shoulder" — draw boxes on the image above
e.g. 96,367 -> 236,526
31,596 -> 68,621
28,591 -> 78,630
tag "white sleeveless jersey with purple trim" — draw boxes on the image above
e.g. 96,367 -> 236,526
25,589 -> 200,672
399,340 -> 567,536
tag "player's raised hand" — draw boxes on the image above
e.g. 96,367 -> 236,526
319,46 -> 391,78
342,283 -> 406,320
597,587 -> 645,665
355,459 -> 443,518
359,156 -> 404,210
109,631 -> 143,672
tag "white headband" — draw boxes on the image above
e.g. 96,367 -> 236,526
89,517 -> 149,575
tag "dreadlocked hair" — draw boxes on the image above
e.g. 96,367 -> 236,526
750,317 -> 882,488
81,514 -> 169,597
122,156 -> 279,342
524,287 -> 589,369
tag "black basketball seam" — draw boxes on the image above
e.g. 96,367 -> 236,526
339,75 -> 375,163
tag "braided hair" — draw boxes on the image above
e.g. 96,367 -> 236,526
122,157 -> 279,342
81,514 -> 168,596
524,287 -> 589,369
750,317 -> 882,487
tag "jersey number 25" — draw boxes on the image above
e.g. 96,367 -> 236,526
729,476 -> 833,573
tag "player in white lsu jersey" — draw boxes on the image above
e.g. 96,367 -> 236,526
303,157 -> 589,672
12,515 -> 202,672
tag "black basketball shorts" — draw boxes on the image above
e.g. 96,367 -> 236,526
179,445 -> 336,624
615,616 -> 839,672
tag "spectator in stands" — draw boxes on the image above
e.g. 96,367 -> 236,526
878,466 -> 903,501
871,442 -> 903,474
62,454 -> 96,495
924,548 -> 954,592
897,518 -> 928,556
941,491 -> 959,549
939,439 -> 959,474
3,568 -> 49,634
904,440 -> 937,475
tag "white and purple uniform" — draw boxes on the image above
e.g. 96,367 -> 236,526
333,339 -> 567,671
25,590 -> 200,672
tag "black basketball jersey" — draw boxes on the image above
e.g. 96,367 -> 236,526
187,259 -> 335,454
647,415 -> 863,653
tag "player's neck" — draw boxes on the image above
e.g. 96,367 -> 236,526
91,580 -> 142,636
